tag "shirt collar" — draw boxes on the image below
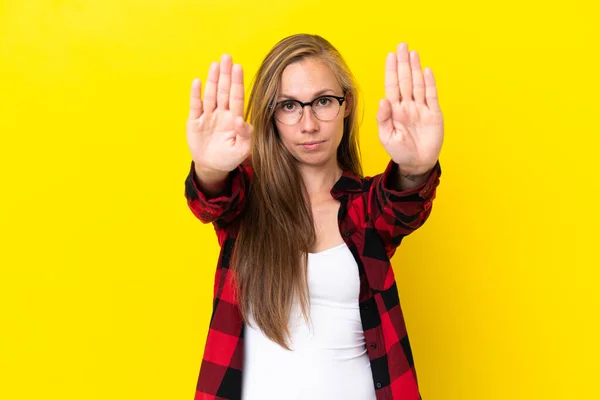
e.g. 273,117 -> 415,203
331,169 -> 364,196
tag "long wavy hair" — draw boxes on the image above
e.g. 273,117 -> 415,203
232,33 -> 363,349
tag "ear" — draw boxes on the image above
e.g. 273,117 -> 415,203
343,92 -> 352,118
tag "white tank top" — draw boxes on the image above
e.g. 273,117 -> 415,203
241,243 -> 377,400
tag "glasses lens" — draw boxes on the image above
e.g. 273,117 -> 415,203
313,96 -> 340,121
275,101 -> 302,125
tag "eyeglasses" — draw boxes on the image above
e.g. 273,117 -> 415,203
271,94 -> 346,125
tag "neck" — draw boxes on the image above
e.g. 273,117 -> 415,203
298,159 -> 343,197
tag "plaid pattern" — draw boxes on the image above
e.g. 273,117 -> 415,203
185,158 -> 441,400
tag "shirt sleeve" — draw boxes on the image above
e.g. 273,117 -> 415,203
367,159 -> 441,257
184,159 -> 252,230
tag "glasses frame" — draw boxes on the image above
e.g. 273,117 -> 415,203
270,93 -> 347,125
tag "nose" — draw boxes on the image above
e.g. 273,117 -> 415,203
300,105 -> 318,132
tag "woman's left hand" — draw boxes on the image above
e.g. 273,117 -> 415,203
376,43 -> 444,176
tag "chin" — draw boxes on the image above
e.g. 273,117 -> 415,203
296,153 -> 334,167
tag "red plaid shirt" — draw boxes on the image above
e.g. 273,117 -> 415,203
184,158 -> 441,400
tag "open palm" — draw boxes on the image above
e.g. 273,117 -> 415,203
187,54 -> 253,173
376,43 -> 444,176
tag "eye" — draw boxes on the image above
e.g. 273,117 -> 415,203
317,97 -> 332,106
281,101 -> 297,111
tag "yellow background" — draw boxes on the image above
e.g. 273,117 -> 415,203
1,1 -> 598,399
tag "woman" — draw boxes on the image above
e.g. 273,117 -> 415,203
184,33 -> 443,400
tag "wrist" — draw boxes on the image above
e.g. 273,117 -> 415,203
400,167 -> 432,181
193,162 -> 231,194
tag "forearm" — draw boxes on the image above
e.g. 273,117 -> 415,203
185,160 -> 251,229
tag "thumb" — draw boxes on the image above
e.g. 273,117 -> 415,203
234,116 -> 253,140
376,99 -> 392,129
376,99 -> 393,143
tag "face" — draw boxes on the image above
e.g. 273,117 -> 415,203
274,57 -> 351,168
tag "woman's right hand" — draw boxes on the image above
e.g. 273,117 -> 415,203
186,54 -> 253,173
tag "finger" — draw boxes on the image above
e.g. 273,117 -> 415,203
424,68 -> 441,112
217,54 -> 233,110
230,64 -> 245,118
396,42 -> 413,101
376,98 -> 393,140
188,78 -> 203,119
410,51 -> 425,105
204,62 -> 219,113
384,52 -> 400,102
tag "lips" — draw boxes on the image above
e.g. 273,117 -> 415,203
299,140 -> 325,151
300,140 -> 325,145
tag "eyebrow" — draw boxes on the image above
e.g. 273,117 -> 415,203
278,88 -> 336,101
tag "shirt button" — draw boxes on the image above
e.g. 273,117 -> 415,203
370,342 -> 377,350
343,230 -> 351,237
332,188 -> 340,194
376,382 -> 382,389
